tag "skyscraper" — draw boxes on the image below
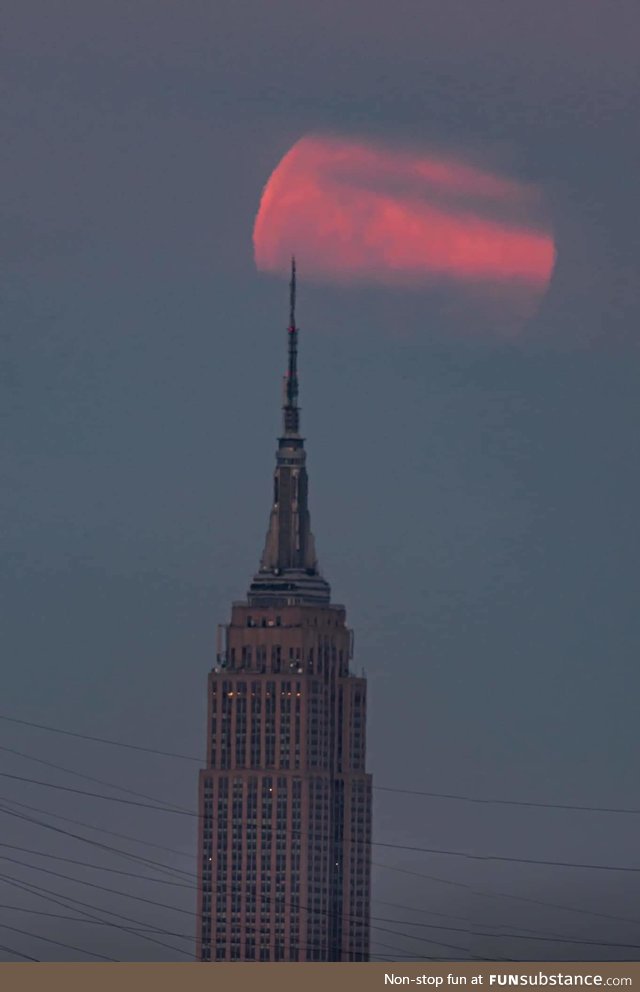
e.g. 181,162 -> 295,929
196,263 -> 372,962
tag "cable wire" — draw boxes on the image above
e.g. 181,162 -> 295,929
0,800 -> 193,883
0,793 -> 194,866
0,918 -> 116,961
4,771 -> 639,874
2,712 -> 637,816
0,870 -> 194,958
0,940 -> 40,962
0,843 -> 193,890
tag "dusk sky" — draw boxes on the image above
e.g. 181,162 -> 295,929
1,0 -> 640,963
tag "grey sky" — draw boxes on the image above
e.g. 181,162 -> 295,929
1,0 -> 639,963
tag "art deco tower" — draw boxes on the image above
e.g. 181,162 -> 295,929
196,263 -> 372,962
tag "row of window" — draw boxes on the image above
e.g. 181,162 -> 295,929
217,641 -> 350,676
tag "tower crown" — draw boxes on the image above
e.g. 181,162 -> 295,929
247,260 -> 330,607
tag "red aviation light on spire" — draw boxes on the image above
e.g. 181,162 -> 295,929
253,134 -> 556,334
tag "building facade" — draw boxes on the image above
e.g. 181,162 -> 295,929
196,265 -> 372,962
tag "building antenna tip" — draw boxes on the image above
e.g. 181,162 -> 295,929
289,256 -> 296,329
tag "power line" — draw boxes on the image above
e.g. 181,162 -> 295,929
2,799 -> 471,959
0,869 -> 450,962
4,831 -> 634,958
3,840 -> 513,942
0,847 -> 475,960
0,940 -> 39,962
0,744 -> 190,813
0,919 -> 116,961
13,768 -> 621,922
0,758 -> 470,959
6,793 -> 637,960
372,841 -> 640,874
373,860 -> 472,890
10,723 -> 638,934
0,822 -> 195,953
0,804 -> 477,960
372,860 -> 640,933
4,756 -> 639,958
0,794 -> 195,867
0,772 -> 191,816
0,843 -> 193,890
365,912 -> 640,953
0,870 -> 194,958
0,905 -> 429,964
1,841 -> 632,963
4,715 -> 639,958
0,853 -> 196,919
4,771 -> 640,875
476,886 -> 640,932
0,903 -> 191,933
0,801 -> 473,960
0,714 -> 201,762
372,899 -> 580,945
0,893 -> 562,959
0,800 -> 193,883
0,873 -> 193,948
2,712 -> 637,817
375,785 -> 640,816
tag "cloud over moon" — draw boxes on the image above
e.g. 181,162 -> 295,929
253,134 -> 556,326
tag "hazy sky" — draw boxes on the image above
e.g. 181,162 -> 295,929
1,0 -> 639,963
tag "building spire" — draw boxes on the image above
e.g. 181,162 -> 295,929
283,256 -> 300,436
247,261 -> 331,606
289,254 -> 296,328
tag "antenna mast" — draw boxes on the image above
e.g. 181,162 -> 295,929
283,256 -> 300,434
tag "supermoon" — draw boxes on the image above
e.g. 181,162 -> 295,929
253,134 -> 556,333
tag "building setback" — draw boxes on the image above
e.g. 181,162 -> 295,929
196,263 -> 372,962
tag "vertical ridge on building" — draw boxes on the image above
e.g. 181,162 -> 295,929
196,269 -> 372,963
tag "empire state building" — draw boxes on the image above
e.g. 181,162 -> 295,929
196,263 -> 372,962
